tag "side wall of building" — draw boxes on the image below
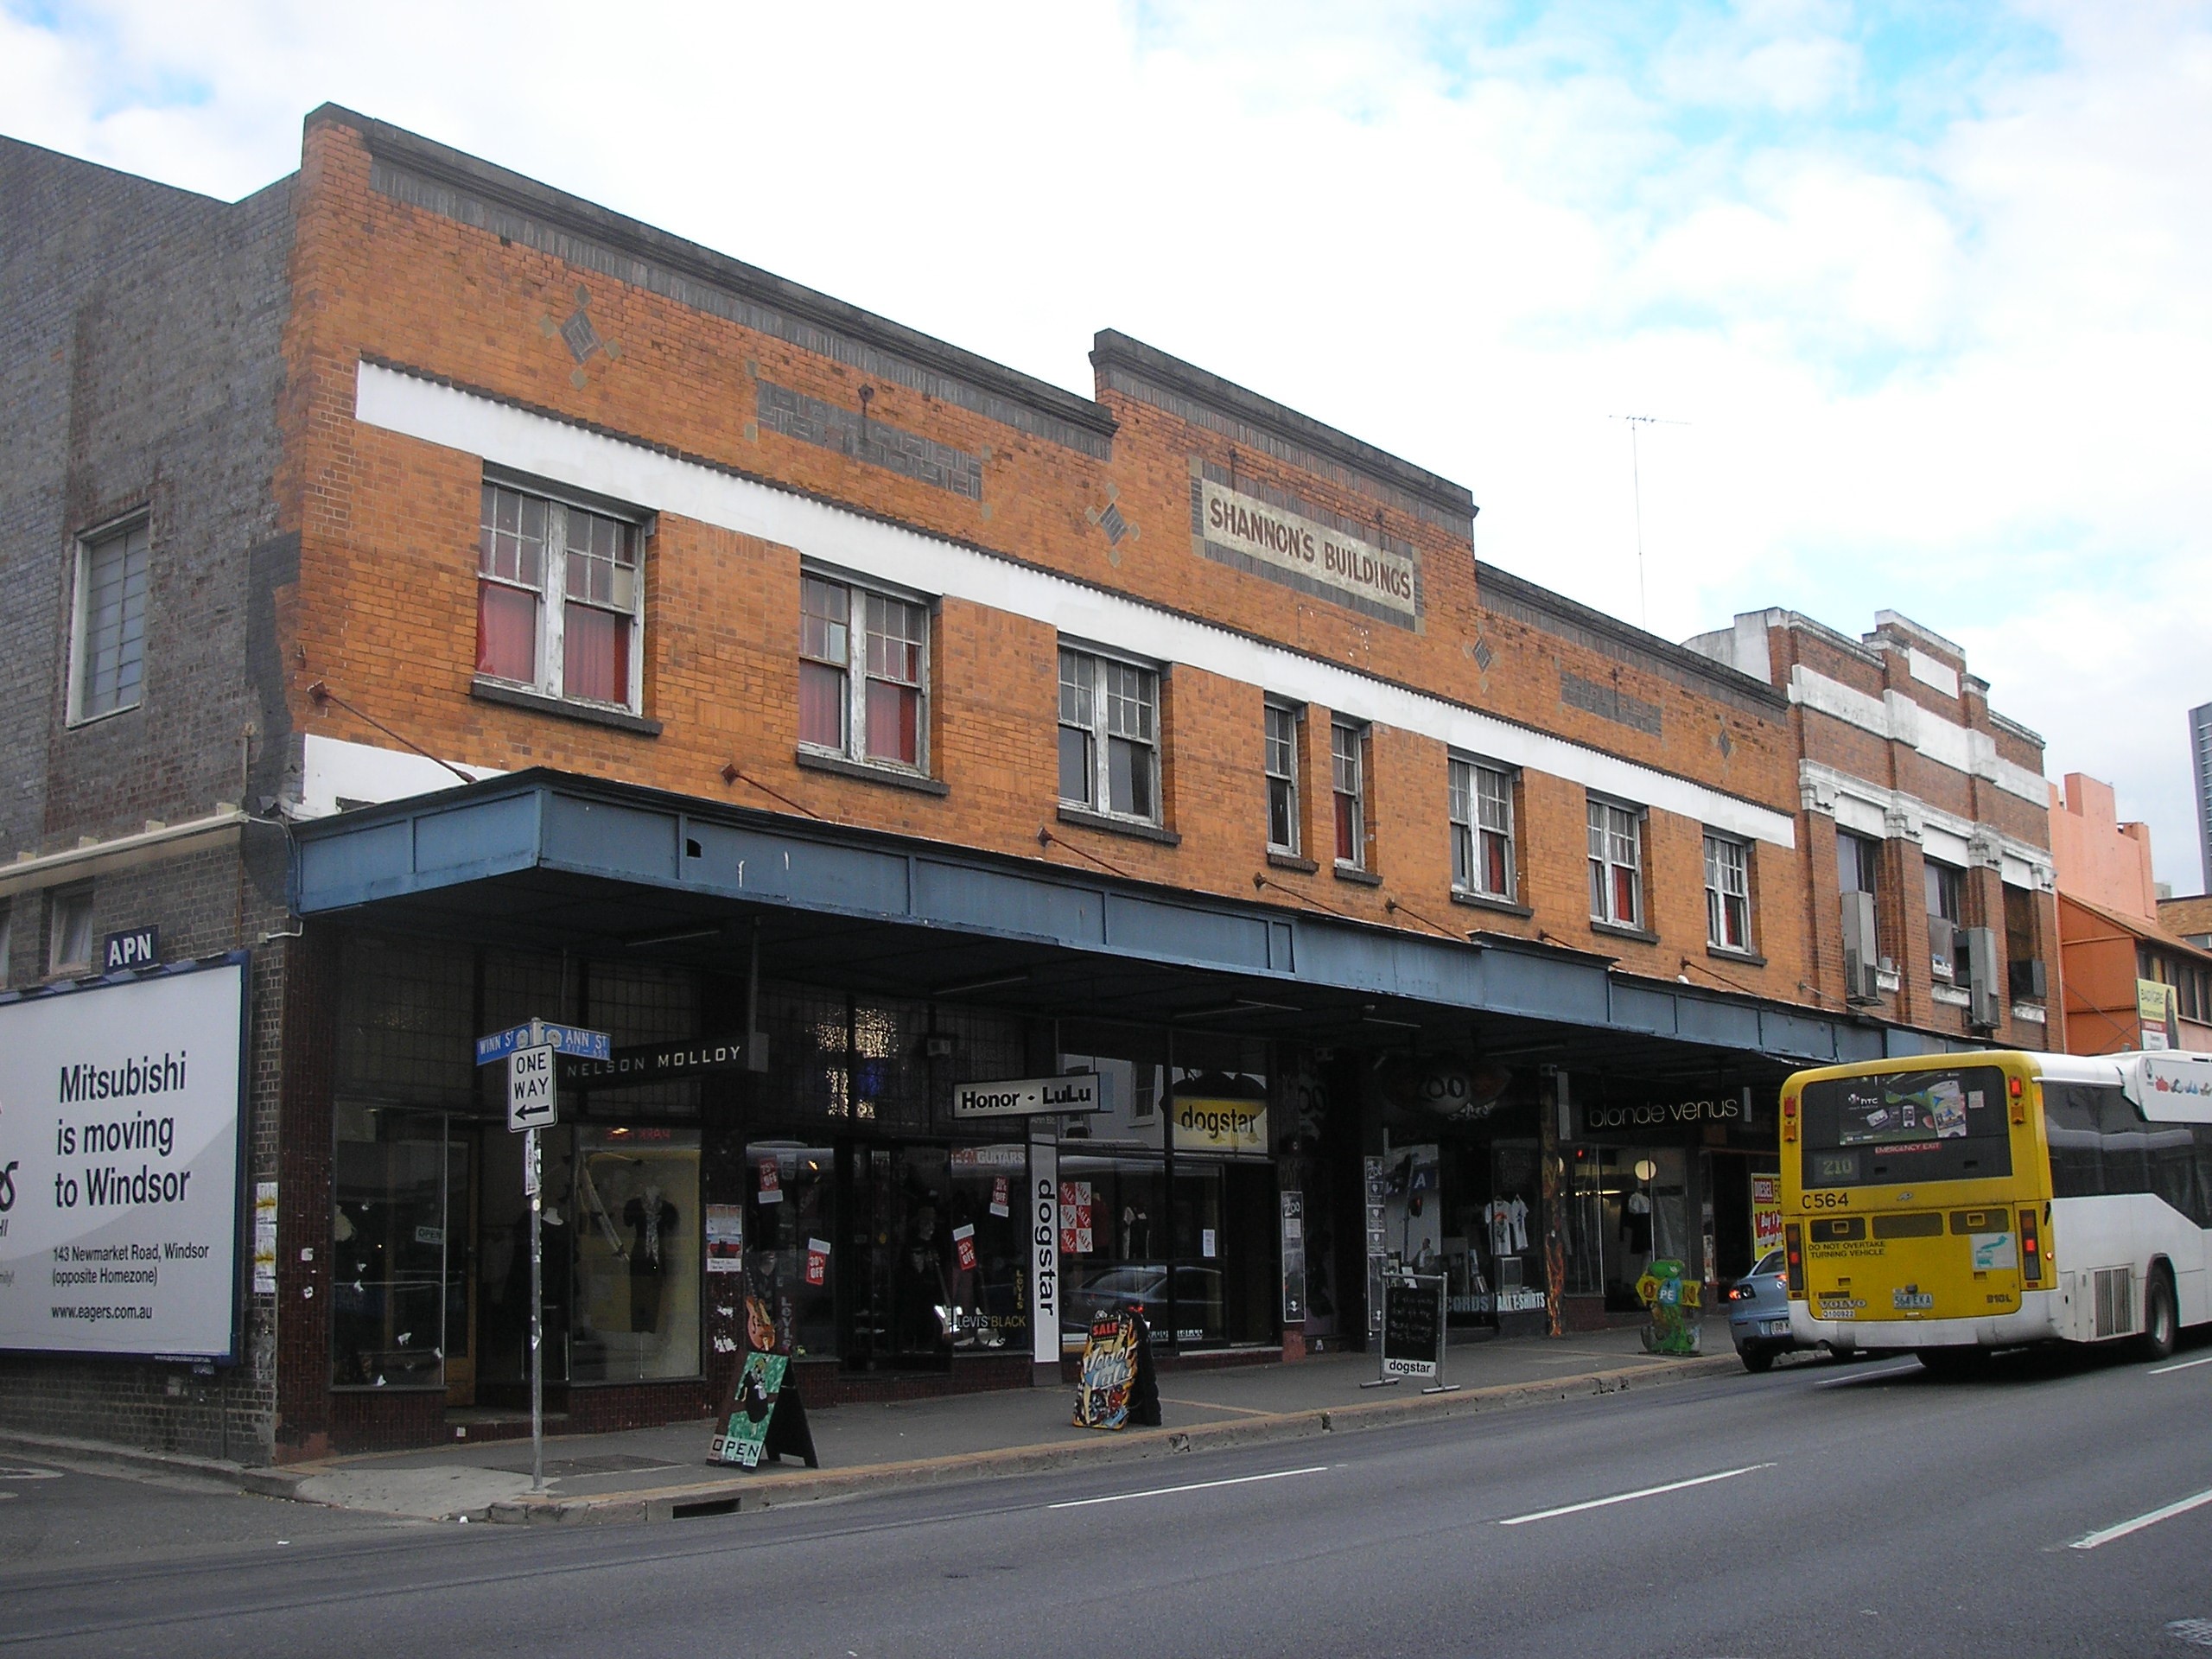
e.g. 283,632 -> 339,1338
0,136 -> 297,1461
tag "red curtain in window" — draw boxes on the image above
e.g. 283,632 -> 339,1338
865,680 -> 918,765
477,584 -> 537,682
799,661 -> 846,748
563,604 -> 628,704
1335,794 -> 1357,862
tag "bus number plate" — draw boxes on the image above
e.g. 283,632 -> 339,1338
1892,1290 -> 1933,1311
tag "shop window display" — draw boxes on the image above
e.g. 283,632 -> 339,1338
331,1104 -> 460,1389
745,1141 -> 837,1359
570,1128 -> 701,1381
1169,1038 -> 1275,1347
947,1141 -> 1028,1351
1560,1146 -> 1689,1310
1057,1026 -> 1168,1351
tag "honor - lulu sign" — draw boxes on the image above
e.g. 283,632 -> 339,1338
952,1074 -> 1102,1121
1194,478 -> 1419,625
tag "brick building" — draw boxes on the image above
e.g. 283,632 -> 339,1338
1685,609 -> 2059,1048
1,108 -> 2027,1463
2048,773 -> 2212,1054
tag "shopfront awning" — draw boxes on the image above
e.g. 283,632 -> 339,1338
291,770 -> 1955,1086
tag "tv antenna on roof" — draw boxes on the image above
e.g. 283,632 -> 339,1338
1609,413 -> 1688,629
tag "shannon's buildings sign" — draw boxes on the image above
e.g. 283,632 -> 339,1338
1194,477 -> 1420,624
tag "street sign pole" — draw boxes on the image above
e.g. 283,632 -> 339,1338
480,1013 -> 606,1499
528,1122 -> 543,1492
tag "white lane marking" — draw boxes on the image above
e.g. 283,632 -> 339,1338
1499,1463 -> 1776,1527
0,1467 -> 63,1480
1814,1363 -> 1922,1389
1048,1465 -> 1332,1510
2070,1485 -> 2212,1550
2148,1354 -> 2212,1376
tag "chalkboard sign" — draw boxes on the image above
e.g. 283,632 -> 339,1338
1382,1276 -> 1442,1378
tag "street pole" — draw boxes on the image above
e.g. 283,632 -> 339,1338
529,1122 -> 543,1493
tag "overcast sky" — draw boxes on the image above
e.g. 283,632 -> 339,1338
10,1 -> 2210,889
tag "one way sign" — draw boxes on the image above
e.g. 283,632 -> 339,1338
508,1045 -> 558,1132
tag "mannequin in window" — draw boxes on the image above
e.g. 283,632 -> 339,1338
1623,1187 -> 1653,1255
623,1185 -> 679,1333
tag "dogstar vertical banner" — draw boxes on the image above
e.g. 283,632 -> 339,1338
0,960 -> 245,1358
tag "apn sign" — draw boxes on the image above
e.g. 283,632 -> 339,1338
102,927 -> 160,972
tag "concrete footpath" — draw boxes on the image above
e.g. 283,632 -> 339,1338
3,1324 -> 1749,1529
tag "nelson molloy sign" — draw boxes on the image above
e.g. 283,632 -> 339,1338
952,1074 -> 1101,1120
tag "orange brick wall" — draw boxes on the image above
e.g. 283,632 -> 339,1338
277,112 -> 1813,1006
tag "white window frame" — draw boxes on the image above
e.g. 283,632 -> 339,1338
67,513 -> 150,726
1450,757 -> 1516,901
1264,700 -> 1301,856
1587,798 -> 1645,929
1058,645 -> 1160,824
475,478 -> 645,714
0,901 -> 13,989
798,568 -> 932,774
48,887 -> 93,976
1704,830 -> 1752,952
1332,720 -> 1369,871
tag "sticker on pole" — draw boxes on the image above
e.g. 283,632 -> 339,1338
508,1044 -> 558,1131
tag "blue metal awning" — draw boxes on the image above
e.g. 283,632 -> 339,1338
293,770 -> 1950,1079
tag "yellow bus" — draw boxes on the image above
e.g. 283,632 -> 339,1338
1780,1048 -> 2212,1368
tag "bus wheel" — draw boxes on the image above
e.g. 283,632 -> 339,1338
2136,1268 -> 2178,1363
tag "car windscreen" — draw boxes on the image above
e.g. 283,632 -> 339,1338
1800,1065 -> 2013,1188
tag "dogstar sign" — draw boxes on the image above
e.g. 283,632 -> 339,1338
0,958 -> 246,1360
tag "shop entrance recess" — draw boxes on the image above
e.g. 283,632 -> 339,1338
843,1142 -> 956,1371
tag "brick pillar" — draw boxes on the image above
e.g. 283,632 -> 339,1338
1886,829 -> 1930,1032
273,925 -> 340,1462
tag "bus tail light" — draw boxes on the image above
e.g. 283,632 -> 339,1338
1783,1093 -> 1799,1144
2020,1207 -> 2042,1286
2008,1074 -> 2026,1126
1784,1223 -> 1806,1298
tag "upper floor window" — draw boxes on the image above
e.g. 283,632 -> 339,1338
477,481 -> 642,710
1926,859 -> 1965,982
1332,721 -> 1368,869
1587,798 -> 1644,929
1264,702 -> 1300,855
800,574 -> 929,770
1704,832 -> 1751,951
70,518 -> 149,722
1450,759 -> 1515,900
48,886 -> 93,976
1059,648 -> 1158,823
1838,832 -> 1879,899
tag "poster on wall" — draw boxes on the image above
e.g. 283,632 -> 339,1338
705,1204 -> 744,1274
0,958 -> 246,1360
1750,1174 -> 1783,1260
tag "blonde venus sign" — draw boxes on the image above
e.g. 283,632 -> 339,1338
1196,479 -> 1418,623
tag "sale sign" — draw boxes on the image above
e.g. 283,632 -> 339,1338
952,1223 -> 977,1272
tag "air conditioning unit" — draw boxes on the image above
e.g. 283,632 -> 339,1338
1840,892 -> 1881,1004
1963,925 -> 2002,1027
1928,916 -> 1956,984
2009,957 -> 2048,1001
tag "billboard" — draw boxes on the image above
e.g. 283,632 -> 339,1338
0,958 -> 246,1359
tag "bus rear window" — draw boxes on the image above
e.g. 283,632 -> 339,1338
1800,1066 -> 2013,1187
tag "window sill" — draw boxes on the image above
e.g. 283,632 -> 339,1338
1707,944 -> 1767,968
1267,850 -> 1319,874
1450,889 -> 1532,918
795,748 -> 949,797
1056,804 -> 1179,846
471,677 -> 662,736
1588,918 -> 1659,945
1332,862 -> 1382,887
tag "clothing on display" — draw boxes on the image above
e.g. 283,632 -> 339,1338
1623,1188 -> 1653,1255
622,1190 -> 680,1332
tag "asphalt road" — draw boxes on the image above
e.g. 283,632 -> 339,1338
6,1337 -> 2212,1657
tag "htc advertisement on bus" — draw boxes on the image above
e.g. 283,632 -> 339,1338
0,957 -> 247,1360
